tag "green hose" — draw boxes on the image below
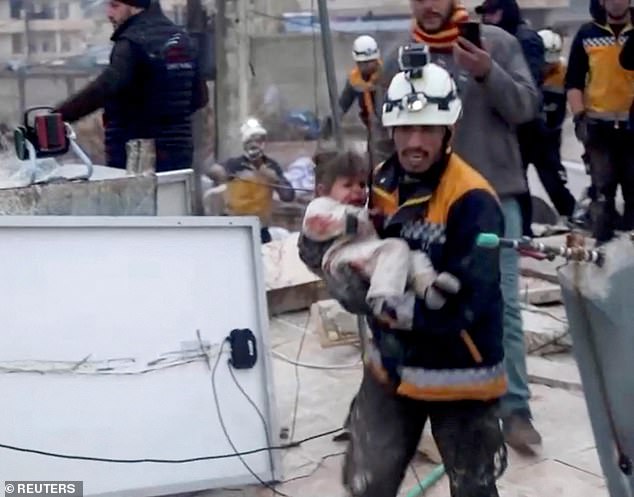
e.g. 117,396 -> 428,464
404,464 -> 446,497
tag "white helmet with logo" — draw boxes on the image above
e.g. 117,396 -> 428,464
382,63 -> 462,128
240,117 -> 267,144
240,117 -> 267,160
352,35 -> 380,62
538,29 -> 563,64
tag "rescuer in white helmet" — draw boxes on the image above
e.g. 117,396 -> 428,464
206,117 -> 294,243
301,57 -> 508,497
337,35 -> 382,129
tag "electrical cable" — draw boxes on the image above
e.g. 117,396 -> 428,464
225,355 -> 345,492
0,428 -> 342,465
272,350 -> 361,370
0,337 -> 342,465
207,338 -> 294,497
279,451 -> 345,484
226,358 -> 276,484
289,313 -> 310,443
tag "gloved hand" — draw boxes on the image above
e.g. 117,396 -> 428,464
259,164 -> 281,184
424,272 -> 461,310
573,112 -> 589,144
205,163 -> 227,184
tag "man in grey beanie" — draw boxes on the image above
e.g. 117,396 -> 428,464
55,0 -> 208,171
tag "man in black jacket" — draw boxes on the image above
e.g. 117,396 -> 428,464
54,0 -> 208,172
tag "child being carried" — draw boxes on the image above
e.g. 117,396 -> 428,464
300,150 -> 460,323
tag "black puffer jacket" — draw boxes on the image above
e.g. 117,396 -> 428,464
56,8 -> 208,171
492,0 -> 545,88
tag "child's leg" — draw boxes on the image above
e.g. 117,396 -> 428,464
409,251 -> 437,296
365,238 -> 412,299
409,251 -> 461,310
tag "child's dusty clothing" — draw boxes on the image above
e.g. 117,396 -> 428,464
301,196 -> 439,312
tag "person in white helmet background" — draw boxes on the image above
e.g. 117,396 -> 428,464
517,27 -> 578,228
299,57 -> 507,497
206,117 -> 295,243
337,35 -> 383,129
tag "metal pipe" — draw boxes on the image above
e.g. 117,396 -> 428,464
404,464 -> 445,497
316,0 -> 343,149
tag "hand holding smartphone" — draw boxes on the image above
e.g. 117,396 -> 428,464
458,21 -> 483,49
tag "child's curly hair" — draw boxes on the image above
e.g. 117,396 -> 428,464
312,149 -> 369,194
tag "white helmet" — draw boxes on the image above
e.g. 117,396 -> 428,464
240,117 -> 267,144
352,35 -> 380,62
538,29 -> 563,64
382,63 -> 462,128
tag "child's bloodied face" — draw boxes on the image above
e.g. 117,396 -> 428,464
327,174 -> 368,207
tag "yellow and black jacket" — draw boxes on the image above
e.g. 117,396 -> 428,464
339,64 -> 382,128
363,152 -> 507,401
223,155 -> 294,225
565,17 -> 634,122
543,60 -> 567,129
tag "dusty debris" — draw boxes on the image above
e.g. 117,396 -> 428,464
522,305 -> 571,355
417,425 -> 443,464
519,276 -> 562,304
311,299 -> 360,348
263,232 -> 328,315
527,356 -> 582,392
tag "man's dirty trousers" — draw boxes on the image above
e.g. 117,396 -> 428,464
343,371 -> 507,497
584,120 -> 634,241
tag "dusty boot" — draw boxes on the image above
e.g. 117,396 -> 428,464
503,411 -> 542,454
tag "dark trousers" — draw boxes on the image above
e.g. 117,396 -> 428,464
343,371 -> 507,497
585,121 -> 634,242
517,120 -> 576,236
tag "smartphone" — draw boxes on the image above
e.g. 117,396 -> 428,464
458,21 -> 482,48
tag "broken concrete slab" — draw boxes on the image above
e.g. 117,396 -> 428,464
522,305 -> 571,355
500,459 -> 607,497
555,446 -> 604,479
527,356 -> 582,392
311,299 -> 360,348
262,232 -> 329,315
519,276 -> 562,305
0,175 -> 156,215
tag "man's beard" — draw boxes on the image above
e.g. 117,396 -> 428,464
608,9 -> 630,21
418,10 -> 453,34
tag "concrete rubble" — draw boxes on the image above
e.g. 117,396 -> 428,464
192,310 -> 606,497
187,234 -> 609,497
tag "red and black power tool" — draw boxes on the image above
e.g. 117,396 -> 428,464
14,106 -> 70,161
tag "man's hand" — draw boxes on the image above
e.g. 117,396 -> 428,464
454,37 -> 492,80
573,112 -> 589,144
259,164 -> 281,184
